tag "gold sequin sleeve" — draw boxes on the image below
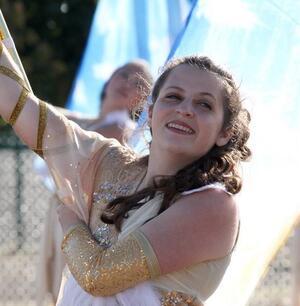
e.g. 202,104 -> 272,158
61,223 -> 161,296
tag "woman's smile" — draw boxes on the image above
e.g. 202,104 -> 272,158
166,120 -> 195,135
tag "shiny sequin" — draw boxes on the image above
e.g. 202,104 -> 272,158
90,146 -> 146,219
93,224 -> 115,248
61,224 -> 156,296
160,291 -> 199,306
93,182 -> 132,204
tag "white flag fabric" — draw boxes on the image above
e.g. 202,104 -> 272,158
0,10 -> 31,91
66,0 -> 191,115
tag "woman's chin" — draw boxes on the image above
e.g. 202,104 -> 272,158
160,141 -> 192,157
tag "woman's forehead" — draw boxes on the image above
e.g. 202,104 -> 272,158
162,64 -> 223,93
117,64 -> 146,76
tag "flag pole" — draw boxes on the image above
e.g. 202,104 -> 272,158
0,10 -> 32,91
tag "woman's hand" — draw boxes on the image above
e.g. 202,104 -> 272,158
57,204 -> 83,235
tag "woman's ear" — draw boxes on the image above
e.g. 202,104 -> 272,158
216,128 -> 232,147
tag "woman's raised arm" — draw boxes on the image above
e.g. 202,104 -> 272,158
0,40 -> 74,157
0,41 -> 44,151
0,41 -> 114,222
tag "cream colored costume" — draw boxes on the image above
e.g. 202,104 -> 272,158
34,109 -> 138,306
0,40 -> 234,306
54,138 -> 232,306
36,195 -> 65,306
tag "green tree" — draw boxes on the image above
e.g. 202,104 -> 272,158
0,0 -> 97,109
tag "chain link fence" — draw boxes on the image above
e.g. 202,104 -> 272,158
247,232 -> 295,306
0,126 -> 52,306
0,125 -> 297,306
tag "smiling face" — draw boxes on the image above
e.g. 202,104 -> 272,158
149,64 -> 231,164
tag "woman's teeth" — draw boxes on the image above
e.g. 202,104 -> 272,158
167,123 -> 194,134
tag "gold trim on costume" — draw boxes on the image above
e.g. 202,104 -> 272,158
0,65 -> 28,90
160,290 -> 202,306
61,223 -> 160,296
61,223 -> 84,251
132,229 -> 161,278
33,100 -> 47,158
8,87 -> 29,125
0,30 -> 4,41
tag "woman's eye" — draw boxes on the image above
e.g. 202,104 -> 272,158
197,100 -> 212,110
165,94 -> 181,100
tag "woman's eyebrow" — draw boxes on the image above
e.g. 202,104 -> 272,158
196,92 -> 217,102
164,86 -> 184,92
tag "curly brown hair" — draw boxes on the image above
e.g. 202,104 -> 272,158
101,56 -> 251,231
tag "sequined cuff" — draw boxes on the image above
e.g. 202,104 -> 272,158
61,223 -> 87,251
132,229 -> 161,278
160,290 -> 201,306
61,224 -> 160,296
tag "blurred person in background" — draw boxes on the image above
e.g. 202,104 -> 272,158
62,59 -> 153,145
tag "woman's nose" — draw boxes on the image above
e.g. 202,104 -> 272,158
175,99 -> 194,117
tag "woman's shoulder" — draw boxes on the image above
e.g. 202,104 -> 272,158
171,185 -> 238,253
174,183 -> 236,217
181,182 -> 232,196
175,185 -> 236,218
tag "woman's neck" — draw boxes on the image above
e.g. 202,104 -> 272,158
141,146 -> 193,189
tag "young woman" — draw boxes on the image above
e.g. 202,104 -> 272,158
0,38 -> 251,305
